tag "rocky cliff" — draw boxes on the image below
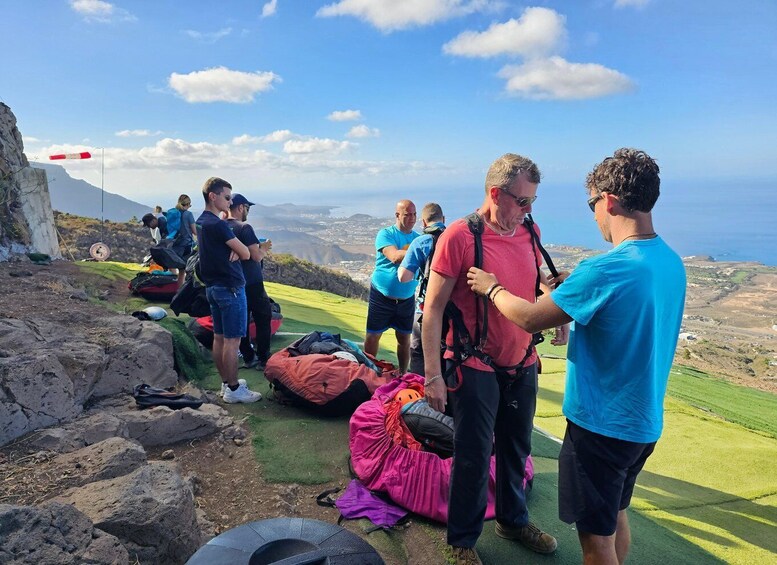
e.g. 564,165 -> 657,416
0,103 -> 59,260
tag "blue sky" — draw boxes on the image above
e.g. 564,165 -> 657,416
4,0 -> 777,223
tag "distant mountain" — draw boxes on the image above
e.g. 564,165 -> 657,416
31,162 -> 153,222
259,229 -> 371,264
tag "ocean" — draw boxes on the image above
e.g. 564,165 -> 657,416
324,179 -> 777,266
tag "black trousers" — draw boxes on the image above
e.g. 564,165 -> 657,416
239,280 -> 272,364
447,362 -> 538,548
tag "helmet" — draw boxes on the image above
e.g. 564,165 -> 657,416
143,306 -> 167,321
394,388 -> 422,407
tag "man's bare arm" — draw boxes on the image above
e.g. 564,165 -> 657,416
381,245 -> 407,264
226,237 -> 250,261
397,266 -> 415,283
422,271 -> 456,412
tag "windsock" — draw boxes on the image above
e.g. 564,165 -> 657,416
49,152 -> 92,160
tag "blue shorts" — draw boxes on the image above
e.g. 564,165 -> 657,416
558,420 -> 656,536
206,285 -> 247,339
366,285 -> 415,335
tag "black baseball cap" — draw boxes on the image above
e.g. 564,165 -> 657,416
230,194 -> 255,208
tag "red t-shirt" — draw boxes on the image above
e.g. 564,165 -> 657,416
431,216 -> 541,371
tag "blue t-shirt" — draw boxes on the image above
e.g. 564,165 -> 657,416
195,211 -> 245,289
226,219 -> 262,286
399,223 -> 445,306
174,209 -> 196,247
371,225 -> 419,299
550,237 -> 686,443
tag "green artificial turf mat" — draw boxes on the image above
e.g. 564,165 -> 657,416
158,317 -> 209,383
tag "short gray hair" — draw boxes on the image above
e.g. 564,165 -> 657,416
484,153 -> 541,193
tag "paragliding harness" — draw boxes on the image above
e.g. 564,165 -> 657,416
443,212 -> 561,391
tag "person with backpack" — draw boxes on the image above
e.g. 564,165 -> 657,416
226,194 -> 273,370
364,199 -> 420,374
142,212 -> 167,243
167,194 -> 198,287
421,154 -> 565,564
397,202 -> 446,376
467,149 -> 685,565
195,177 -> 262,404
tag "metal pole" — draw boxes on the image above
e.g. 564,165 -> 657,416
101,147 -> 104,242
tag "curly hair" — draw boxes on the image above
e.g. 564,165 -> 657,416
484,153 -> 541,193
586,148 -> 660,213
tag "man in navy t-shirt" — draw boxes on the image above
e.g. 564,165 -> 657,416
467,149 -> 686,564
227,194 -> 273,370
196,177 -> 263,404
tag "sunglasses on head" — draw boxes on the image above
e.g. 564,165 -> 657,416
499,188 -> 537,208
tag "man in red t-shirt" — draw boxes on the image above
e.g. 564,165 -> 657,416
422,153 -> 567,564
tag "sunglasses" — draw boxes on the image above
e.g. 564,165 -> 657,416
499,188 -> 537,208
587,193 -> 603,212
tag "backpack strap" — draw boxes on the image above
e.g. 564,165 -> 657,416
417,224 -> 445,302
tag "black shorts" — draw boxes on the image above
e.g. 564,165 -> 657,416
558,420 -> 656,536
366,285 -> 415,335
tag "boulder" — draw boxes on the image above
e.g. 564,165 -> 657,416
56,461 -> 203,564
0,501 -> 128,564
0,353 -> 82,446
120,403 -> 233,447
51,437 -> 147,483
26,411 -> 130,453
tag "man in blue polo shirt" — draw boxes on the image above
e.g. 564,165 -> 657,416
364,199 -> 419,373
196,177 -> 263,404
467,148 -> 685,565
397,202 -> 445,376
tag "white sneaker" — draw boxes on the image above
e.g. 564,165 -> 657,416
223,382 -> 262,404
220,379 -> 247,397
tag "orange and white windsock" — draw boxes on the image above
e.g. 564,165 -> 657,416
49,152 -> 92,160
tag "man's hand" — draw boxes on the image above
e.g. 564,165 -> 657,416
260,239 -> 272,252
425,377 -> 447,413
552,323 -> 570,346
229,250 -> 240,262
547,270 -> 570,289
466,267 -> 499,296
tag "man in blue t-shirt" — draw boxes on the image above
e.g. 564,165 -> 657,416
364,199 -> 419,373
467,148 -> 686,564
227,194 -> 273,371
196,177 -> 263,404
397,202 -> 445,375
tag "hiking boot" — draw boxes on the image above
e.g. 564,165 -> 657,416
450,546 -> 482,565
223,382 -> 262,403
495,521 -> 558,554
219,379 -> 247,397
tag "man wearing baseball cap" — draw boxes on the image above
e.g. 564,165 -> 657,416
227,194 -> 274,372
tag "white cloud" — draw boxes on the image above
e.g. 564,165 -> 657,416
497,56 -> 635,100
347,125 -> 380,138
183,27 -> 232,43
614,0 -> 650,8
115,129 -> 163,137
262,0 -> 278,17
23,136 -> 43,144
327,109 -> 362,122
316,0 -> 498,32
283,138 -> 353,154
70,0 -> 136,23
168,66 -> 281,103
443,7 -> 566,58
232,130 -> 294,145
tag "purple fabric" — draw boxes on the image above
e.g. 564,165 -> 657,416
335,479 -> 408,528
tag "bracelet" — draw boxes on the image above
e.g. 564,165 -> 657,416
424,374 -> 443,386
491,287 -> 505,303
485,282 -> 500,299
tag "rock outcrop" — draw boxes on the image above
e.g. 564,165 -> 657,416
0,316 -> 177,447
0,501 -> 129,564
0,102 -> 60,260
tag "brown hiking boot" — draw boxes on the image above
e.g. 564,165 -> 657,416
495,521 -> 558,554
450,545 -> 483,565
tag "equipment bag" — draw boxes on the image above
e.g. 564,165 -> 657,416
132,383 -> 204,410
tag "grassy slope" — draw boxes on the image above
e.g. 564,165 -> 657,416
81,262 -> 777,564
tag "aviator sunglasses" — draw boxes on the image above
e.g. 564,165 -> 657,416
499,188 -> 537,208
